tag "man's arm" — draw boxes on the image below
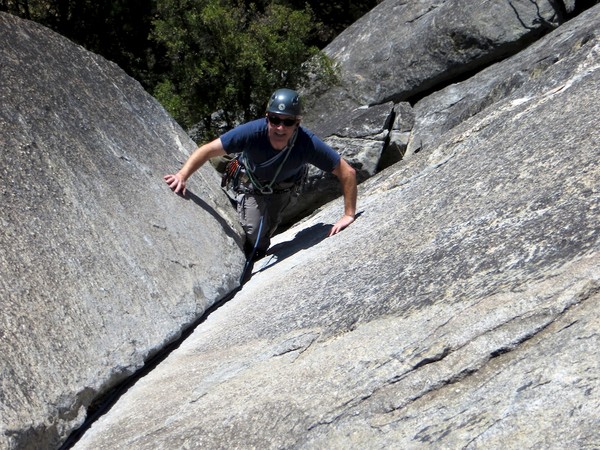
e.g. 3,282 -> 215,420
329,158 -> 357,236
164,138 -> 227,195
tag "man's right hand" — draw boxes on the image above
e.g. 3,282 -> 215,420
163,137 -> 228,197
164,172 -> 187,196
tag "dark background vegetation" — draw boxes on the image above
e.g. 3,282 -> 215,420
1,0 -> 378,138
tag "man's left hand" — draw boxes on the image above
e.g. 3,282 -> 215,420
329,214 -> 355,236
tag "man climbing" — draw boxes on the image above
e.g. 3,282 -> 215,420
164,88 -> 357,262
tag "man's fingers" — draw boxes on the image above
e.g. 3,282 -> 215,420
164,174 -> 186,195
328,215 -> 355,236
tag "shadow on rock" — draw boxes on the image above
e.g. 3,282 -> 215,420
251,222 -> 333,276
185,190 -> 242,246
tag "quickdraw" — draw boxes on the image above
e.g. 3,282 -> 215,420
221,156 -> 243,190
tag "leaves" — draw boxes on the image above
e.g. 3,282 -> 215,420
151,0 -> 336,137
2,0 -> 377,138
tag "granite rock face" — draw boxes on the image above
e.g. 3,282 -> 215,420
71,5 -> 600,450
0,12 -> 244,450
301,0 -> 574,128
3,3 -> 600,449
294,0 -> 594,224
405,1 -> 600,156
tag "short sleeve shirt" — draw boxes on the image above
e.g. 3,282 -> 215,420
220,118 -> 341,183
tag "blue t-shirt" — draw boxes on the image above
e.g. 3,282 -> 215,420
220,118 -> 341,183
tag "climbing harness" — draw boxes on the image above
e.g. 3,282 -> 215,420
221,155 -> 243,190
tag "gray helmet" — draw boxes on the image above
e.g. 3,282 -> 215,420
266,88 -> 302,117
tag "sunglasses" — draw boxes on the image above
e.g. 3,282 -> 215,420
267,115 -> 298,127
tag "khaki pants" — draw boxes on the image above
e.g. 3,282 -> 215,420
237,191 -> 292,258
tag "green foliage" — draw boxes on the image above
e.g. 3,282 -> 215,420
2,0 -> 377,138
281,0 -> 379,43
0,0 -> 161,87
152,0 -> 337,136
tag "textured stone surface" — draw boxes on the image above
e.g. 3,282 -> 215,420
296,0 -> 589,216
302,0 -> 567,127
71,6 -> 600,448
406,3 -> 600,156
0,12 -> 243,450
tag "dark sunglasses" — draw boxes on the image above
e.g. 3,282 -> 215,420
267,114 -> 298,127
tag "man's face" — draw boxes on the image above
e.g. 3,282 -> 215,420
266,113 -> 299,150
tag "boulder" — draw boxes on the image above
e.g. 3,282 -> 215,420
70,5 -> 600,449
294,0 -> 578,223
302,0 -> 570,128
0,12 -> 243,450
406,1 -> 600,156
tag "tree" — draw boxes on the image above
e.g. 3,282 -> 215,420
2,0 -> 378,137
281,0 -> 379,44
152,0 -> 337,137
0,0 -> 163,89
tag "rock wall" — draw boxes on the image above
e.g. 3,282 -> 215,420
405,0 -> 600,156
71,4 -> 600,450
0,12 -> 244,450
2,2 -> 600,449
302,0 -> 576,127
286,0 -> 599,227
